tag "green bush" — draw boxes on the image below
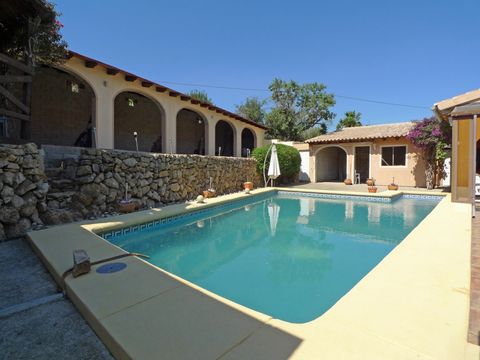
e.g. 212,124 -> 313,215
252,143 -> 301,184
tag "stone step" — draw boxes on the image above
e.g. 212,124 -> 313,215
45,167 -> 63,177
47,191 -> 76,200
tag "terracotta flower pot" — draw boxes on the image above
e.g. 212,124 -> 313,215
368,186 -> 378,193
118,201 -> 136,213
243,182 -> 254,190
203,190 -> 216,198
344,179 -> 353,185
366,178 -> 375,186
388,184 -> 399,191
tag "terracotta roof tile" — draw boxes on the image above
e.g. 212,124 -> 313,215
305,122 -> 416,144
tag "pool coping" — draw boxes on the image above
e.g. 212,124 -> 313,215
27,188 -> 479,359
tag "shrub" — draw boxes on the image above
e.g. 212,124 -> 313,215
252,143 -> 301,184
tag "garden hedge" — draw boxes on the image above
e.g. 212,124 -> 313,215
252,143 -> 301,184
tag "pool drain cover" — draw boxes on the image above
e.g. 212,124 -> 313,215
96,262 -> 127,274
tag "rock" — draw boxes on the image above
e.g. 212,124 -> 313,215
76,165 -> 92,177
0,206 -> 20,224
0,223 -> 5,241
5,218 -> 31,238
6,163 -> 19,170
16,180 -> 36,195
1,172 -> 14,186
104,178 -> 119,189
1,186 -> 14,203
170,183 -> 180,192
123,158 -> 137,167
159,170 -> 169,177
11,195 -> 25,208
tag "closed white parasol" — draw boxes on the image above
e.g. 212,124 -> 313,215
267,144 -> 281,186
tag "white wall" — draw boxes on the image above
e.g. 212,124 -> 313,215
299,150 -> 310,182
62,57 -> 265,156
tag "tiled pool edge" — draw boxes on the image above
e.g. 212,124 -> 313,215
27,188 -> 477,360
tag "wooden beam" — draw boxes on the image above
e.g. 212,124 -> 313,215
106,68 -> 119,75
0,84 -> 29,114
84,60 -> 98,68
180,95 -> 189,101
155,86 -> 167,92
0,53 -> 33,74
208,106 -> 216,110
169,91 -> 179,97
191,99 -> 200,105
125,75 -> 137,82
0,108 -> 30,121
216,109 -> 223,114
141,81 -> 153,88
0,75 -> 32,83
200,103 -> 209,108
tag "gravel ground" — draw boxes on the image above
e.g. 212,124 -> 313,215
0,238 -> 112,360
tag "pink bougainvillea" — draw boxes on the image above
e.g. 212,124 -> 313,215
406,117 -> 451,189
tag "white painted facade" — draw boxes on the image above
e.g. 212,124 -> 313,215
61,55 -> 265,156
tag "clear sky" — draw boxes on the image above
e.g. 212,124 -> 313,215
55,0 -> 479,130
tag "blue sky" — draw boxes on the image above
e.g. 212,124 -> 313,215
55,0 -> 479,130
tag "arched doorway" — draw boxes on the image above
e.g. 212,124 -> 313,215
114,91 -> 164,152
30,65 -> 96,147
315,146 -> 347,182
215,120 -> 235,156
241,128 -> 255,157
176,109 -> 206,155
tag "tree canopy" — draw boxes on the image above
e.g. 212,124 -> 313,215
235,97 -> 267,124
301,123 -> 327,141
336,111 -> 362,131
264,79 -> 335,141
0,0 -> 67,64
187,90 -> 213,104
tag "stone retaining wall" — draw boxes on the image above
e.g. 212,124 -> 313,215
0,144 -> 48,240
0,144 -> 261,240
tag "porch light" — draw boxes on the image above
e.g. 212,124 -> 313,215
127,97 -> 137,107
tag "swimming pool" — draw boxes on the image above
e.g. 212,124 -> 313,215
103,191 -> 441,323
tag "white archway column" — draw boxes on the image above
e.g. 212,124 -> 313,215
95,91 -> 114,149
163,102 -> 180,153
235,125 -> 242,157
207,119 -> 216,156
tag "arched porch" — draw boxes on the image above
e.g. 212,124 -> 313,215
315,146 -> 347,182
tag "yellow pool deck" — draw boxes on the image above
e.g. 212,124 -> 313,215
27,188 -> 480,359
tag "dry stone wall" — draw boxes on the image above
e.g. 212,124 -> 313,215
0,144 -> 261,240
0,144 -> 48,240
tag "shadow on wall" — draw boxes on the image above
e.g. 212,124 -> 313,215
411,153 -> 428,188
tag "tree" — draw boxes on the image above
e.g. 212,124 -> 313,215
406,117 -> 451,190
0,0 -> 68,65
188,90 -> 213,104
336,111 -> 362,131
235,97 -> 267,124
301,123 -> 327,141
265,79 -> 335,141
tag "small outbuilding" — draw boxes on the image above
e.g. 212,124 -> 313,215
305,122 -> 427,187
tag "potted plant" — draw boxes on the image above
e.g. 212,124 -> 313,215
368,186 -> 378,193
203,177 -> 216,198
366,178 -> 375,186
118,184 -> 135,213
344,178 -> 353,185
388,177 -> 399,191
243,181 -> 254,190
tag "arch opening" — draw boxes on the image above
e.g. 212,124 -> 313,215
215,120 -> 235,156
315,146 -> 347,182
30,65 -> 96,147
241,128 -> 255,157
114,91 -> 164,152
176,109 -> 207,155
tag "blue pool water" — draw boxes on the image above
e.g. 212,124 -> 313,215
104,192 -> 441,323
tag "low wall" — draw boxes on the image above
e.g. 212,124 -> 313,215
43,146 -> 260,220
0,143 -> 261,240
0,144 -> 48,240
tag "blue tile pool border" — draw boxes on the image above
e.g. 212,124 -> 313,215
99,191 -> 444,241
